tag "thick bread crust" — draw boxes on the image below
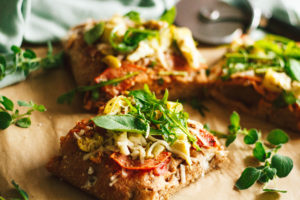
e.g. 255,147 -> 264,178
210,83 -> 300,132
64,23 -> 208,111
47,121 -> 226,200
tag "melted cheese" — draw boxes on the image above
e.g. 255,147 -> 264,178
172,26 -> 205,69
263,69 -> 292,92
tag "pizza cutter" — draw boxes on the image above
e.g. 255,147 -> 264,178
175,0 -> 300,45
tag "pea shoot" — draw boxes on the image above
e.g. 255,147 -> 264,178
0,95 -> 46,130
205,111 -> 293,193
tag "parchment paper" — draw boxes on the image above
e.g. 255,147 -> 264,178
0,46 -> 299,200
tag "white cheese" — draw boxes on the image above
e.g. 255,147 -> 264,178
263,69 -> 292,92
172,26 -> 205,69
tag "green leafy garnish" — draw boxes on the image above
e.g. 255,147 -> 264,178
0,96 -> 46,130
0,43 -> 63,83
84,22 -> 105,45
0,180 -> 29,200
235,167 -> 261,190
92,115 -> 147,134
109,27 -> 158,53
209,111 -> 293,192
93,85 -> 200,150
57,72 -> 139,104
124,11 -> 141,23
273,91 -> 297,108
160,6 -> 176,25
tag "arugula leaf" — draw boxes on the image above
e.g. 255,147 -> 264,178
160,6 -> 176,25
57,72 -> 139,104
235,167 -> 261,190
267,129 -> 289,145
271,154 -> 293,178
286,58 -> 300,81
92,115 -> 147,133
244,129 -> 259,144
84,22 -> 105,45
124,11 -> 141,23
109,27 -> 157,53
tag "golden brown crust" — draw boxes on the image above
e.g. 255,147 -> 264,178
47,120 -> 226,200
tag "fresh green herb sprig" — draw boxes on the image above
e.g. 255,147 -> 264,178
206,111 -> 293,192
92,85 -> 201,150
0,180 -> 29,200
124,11 -> 141,23
222,34 -> 300,81
57,72 -> 139,104
0,95 -> 46,130
0,42 -> 63,82
84,22 -> 105,45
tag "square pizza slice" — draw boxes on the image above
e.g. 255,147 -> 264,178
47,86 -> 226,200
209,35 -> 300,131
63,12 -> 207,111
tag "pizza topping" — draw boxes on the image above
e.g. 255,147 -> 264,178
110,151 -> 171,170
221,35 -> 300,107
80,11 -> 205,70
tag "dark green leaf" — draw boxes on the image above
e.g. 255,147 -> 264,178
11,45 -> 21,54
235,167 -> 261,190
286,58 -> 300,81
258,166 -> 277,183
0,111 -> 12,129
11,180 -> 29,200
23,49 -> 36,59
263,188 -> 287,193
244,129 -> 259,144
160,6 -> 176,25
225,134 -> 237,147
271,154 -> 293,178
15,117 -> 31,128
84,22 -> 105,45
92,114 -> 147,134
124,11 -> 141,22
0,96 -> 14,111
267,129 -> 289,145
253,141 -> 267,162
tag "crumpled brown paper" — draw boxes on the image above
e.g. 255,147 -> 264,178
0,46 -> 299,200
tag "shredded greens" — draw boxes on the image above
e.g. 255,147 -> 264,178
205,111 -> 293,192
92,85 -> 200,150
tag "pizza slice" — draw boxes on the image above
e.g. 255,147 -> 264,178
63,11 -> 207,111
209,35 -> 300,131
47,86 -> 226,200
